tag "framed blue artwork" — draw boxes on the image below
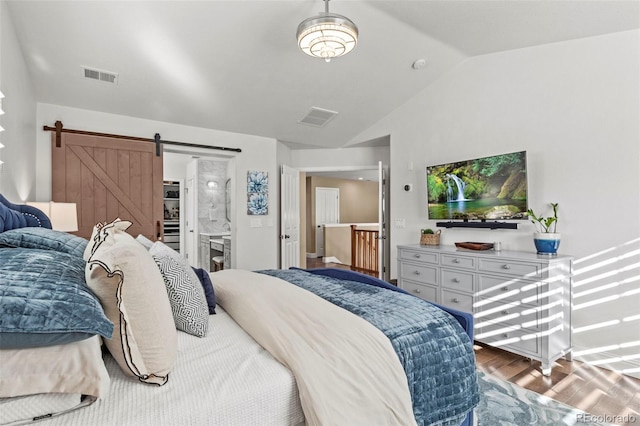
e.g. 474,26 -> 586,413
247,171 -> 268,215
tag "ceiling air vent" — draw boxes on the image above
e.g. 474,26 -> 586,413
298,107 -> 338,127
81,66 -> 118,84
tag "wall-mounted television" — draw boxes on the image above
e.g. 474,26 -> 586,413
426,151 -> 528,221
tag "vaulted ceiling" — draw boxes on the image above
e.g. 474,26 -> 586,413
6,1 -> 639,149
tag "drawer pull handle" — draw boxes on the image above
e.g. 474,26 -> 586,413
452,298 -> 460,303
501,287 -> 509,292
413,271 -> 421,275
452,278 -> 460,283
414,289 -> 421,294
502,264 -> 511,270
414,254 -> 421,258
501,310 -> 509,315
502,333 -> 509,338
453,259 -> 460,263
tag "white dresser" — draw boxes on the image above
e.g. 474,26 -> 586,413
397,244 -> 573,375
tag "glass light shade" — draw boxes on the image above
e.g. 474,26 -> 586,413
27,201 -> 79,232
297,13 -> 358,61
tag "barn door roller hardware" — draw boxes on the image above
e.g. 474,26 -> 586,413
43,121 -> 242,155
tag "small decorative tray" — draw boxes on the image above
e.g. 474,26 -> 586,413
455,242 -> 494,251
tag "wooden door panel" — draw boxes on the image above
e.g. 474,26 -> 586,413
52,133 -> 163,240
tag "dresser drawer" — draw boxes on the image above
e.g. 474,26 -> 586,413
476,324 -> 540,356
399,262 -> 438,286
402,281 -> 438,303
441,254 -> 476,270
440,289 -> 473,313
475,301 -> 540,331
477,275 -> 541,305
398,248 -> 439,264
210,240 -> 224,252
441,268 -> 474,292
479,259 -> 543,278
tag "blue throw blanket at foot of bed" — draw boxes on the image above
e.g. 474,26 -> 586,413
258,269 -> 479,426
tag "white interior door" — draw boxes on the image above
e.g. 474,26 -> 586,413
184,159 -> 197,266
315,187 -> 339,257
280,165 -> 300,269
378,161 -> 387,280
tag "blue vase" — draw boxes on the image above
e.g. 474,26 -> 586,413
533,232 -> 561,255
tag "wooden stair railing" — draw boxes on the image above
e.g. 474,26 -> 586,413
351,225 -> 379,276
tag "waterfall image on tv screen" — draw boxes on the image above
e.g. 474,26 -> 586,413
426,151 -> 528,220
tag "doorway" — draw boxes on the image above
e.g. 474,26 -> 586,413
301,165 -> 389,281
164,150 -> 236,268
315,187 -> 340,257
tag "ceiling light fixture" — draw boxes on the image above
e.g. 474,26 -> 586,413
296,0 -> 358,63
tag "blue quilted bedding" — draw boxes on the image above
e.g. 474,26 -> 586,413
259,269 -> 479,426
0,247 -> 113,348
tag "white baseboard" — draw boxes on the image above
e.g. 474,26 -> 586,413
323,256 -> 343,264
306,252 -> 318,258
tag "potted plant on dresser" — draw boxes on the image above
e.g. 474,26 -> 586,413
527,202 -> 560,254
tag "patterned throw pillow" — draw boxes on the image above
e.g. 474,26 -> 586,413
150,241 -> 209,337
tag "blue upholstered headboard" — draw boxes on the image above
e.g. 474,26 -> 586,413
0,194 -> 52,232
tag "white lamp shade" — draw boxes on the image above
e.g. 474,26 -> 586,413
50,202 -> 79,232
27,201 -> 78,232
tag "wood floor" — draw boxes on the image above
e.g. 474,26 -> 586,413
306,258 -> 640,425
475,342 -> 640,425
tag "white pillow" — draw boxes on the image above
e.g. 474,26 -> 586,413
83,218 -> 128,260
85,219 -> 177,386
135,234 -> 155,250
0,335 -> 109,398
149,241 -> 209,337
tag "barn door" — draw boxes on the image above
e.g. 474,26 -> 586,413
51,132 -> 164,240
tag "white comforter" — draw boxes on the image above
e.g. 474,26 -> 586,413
214,269 -> 417,426
41,310 -> 304,425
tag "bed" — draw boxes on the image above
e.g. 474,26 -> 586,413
0,197 -> 478,426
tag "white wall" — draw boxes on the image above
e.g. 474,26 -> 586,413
163,151 -> 193,180
352,30 -> 640,376
36,103 -> 279,271
291,145 -> 390,170
0,1 -> 37,201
